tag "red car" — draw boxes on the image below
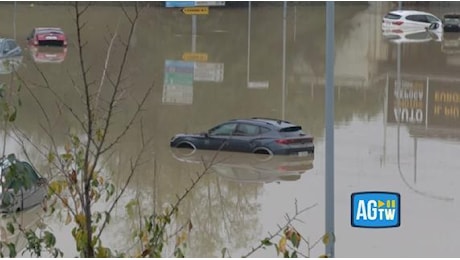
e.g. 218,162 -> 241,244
29,46 -> 67,63
27,27 -> 67,47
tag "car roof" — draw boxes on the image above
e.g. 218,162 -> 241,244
388,10 -> 435,17
230,118 -> 298,129
444,14 -> 460,18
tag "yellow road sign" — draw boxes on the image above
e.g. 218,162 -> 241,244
182,7 -> 209,15
182,52 -> 208,62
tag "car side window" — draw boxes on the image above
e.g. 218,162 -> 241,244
21,162 -> 39,184
259,126 -> 271,134
3,41 -> 11,53
5,162 -> 39,190
7,40 -> 17,51
426,15 -> 439,23
235,123 -> 260,136
209,123 -> 237,136
407,15 -> 428,23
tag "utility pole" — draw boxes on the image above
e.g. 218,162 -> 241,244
325,1 -> 335,258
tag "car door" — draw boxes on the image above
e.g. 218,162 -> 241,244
205,122 -> 237,151
228,123 -> 260,152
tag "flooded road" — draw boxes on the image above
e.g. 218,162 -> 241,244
0,2 -> 459,257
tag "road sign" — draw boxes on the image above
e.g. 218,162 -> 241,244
182,52 -> 208,62
163,60 -> 194,105
165,1 -> 224,7
182,7 -> 209,15
195,1 -> 225,6
194,62 -> 224,82
165,1 -> 195,7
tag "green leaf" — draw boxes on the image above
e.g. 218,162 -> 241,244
0,83 -> 5,98
105,211 -> 111,224
290,232 -> 300,248
174,247 -> 185,258
221,247 -> 227,258
44,231 -> 56,247
283,250 -> 289,258
8,109 -> 16,122
261,238 -> 273,246
96,246 -> 111,258
71,135 -> 81,147
61,153 -> 72,162
291,251 -> 298,258
2,191 -> 12,207
6,222 -> 14,234
105,183 -> 115,201
47,152 -> 55,163
96,129 -> 104,142
7,243 -> 16,258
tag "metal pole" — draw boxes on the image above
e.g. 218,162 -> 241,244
13,2 -> 16,39
414,137 -> 417,183
425,77 -> 429,129
398,1 -> 402,10
294,6 -> 297,42
282,1 -> 287,120
247,2 -> 251,86
383,73 -> 389,165
192,15 -> 197,52
325,1 -> 335,258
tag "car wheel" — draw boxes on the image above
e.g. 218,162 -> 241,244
176,142 -> 196,156
253,148 -> 273,162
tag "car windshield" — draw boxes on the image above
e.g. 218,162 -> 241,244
37,29 -> 63,34
384,13 -> 401,19
279,126 -> 305,137
445,18 -> 460,24
0,161 -> 38,191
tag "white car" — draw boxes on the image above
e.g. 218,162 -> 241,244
382,10 -> 441,31
0,154 -> 47,213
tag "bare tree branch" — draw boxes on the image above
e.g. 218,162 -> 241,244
95,130 -> 153,242
241,202 -> 318,258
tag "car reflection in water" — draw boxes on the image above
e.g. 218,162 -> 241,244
0,56 -> 22,75
171,149 -> 314,184
28,45 -> 67,64
0,205 -> 44,256
382,28 -> 442,44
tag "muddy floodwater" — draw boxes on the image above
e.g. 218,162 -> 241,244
0,1 -> 459,257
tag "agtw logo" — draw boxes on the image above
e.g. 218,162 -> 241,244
351,192 -> 401,228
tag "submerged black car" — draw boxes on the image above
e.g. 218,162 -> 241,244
443,14 -> 460,32
170,118 -> 315,156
